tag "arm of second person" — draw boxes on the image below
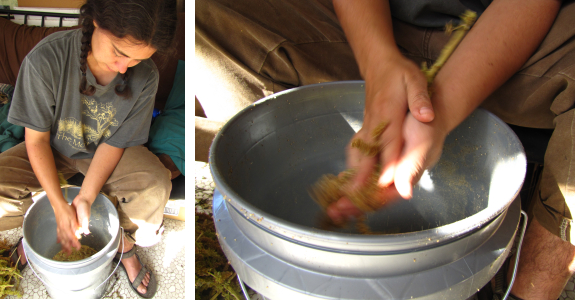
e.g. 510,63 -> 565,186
393,0 -> 562,198
327,0 -> 562,222
74,143 -> 125,234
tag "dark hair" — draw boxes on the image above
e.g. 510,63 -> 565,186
78,0 -> 178,99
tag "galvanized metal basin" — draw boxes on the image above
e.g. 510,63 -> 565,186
209,81 -> 526,294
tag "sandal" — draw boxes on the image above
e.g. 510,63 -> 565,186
114,245 -> 158,299
2,237 -> 27,272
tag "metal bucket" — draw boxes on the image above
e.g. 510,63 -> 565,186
22,187 -> 121,299
209,81 -> 527,299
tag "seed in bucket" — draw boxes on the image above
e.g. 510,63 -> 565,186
52,245 -> 98,262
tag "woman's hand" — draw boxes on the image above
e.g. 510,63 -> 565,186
327,113 -> 447,223
54,193 -> 93,255
347,52 -> 434,192
393,112 -> 446,198
53,201 -> 82,255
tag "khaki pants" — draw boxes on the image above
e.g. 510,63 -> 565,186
196,0 -> 575,243
0,142 -> 171,247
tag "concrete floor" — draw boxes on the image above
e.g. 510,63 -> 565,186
1,214 -> 185,299
195,161 -> 575,300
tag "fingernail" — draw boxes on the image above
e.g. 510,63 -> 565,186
419,106 -> 433,116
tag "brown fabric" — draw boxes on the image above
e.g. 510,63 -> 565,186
151,12 -> 186,111
0,17 -> 79,86
195,0 -> 575,243
480,2 -> 575,130
0,142 -> 171,247
195,0 -> 360,155
195,0 -> 360,121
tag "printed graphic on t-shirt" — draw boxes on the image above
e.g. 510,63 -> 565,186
56,96 -> 119,150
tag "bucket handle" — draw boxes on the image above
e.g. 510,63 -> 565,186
237,273 -> 250,299
24,227 -> 125,294
502,210 -> 528,300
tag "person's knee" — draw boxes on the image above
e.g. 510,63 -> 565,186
148,165 -> 172,200
133,169 -> 170,247
135,160 -> 172,193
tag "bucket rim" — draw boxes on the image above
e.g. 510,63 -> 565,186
208,81 -> 527,251
22,187 -> 120,268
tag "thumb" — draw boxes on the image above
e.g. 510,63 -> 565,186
81,216 -> 90,235
394,150 -> 427,199
406,74 -> 434,123
77,206 -> 91,235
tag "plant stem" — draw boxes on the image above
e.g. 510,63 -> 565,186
421,10 -> 477,85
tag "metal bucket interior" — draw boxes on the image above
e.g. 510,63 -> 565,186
23,187 -> 119,268
210,81 -> 526,245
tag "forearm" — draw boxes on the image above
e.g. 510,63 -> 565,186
333,0 -> 400,77
79,143 -> 124,203
25,128 -> 67,210
432,0 -> 561,133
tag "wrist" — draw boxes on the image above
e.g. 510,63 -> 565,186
361,45 -> 402,79
77,188 -> 96,205
428,77 -> 477,136
52,198 -> 71,215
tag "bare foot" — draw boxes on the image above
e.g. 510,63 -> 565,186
121,252 -> 151,295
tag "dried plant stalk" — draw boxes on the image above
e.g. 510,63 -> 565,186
350,139 -> 380,157
0,239 -> 23,298
371,121 -> 388,140
421,10 -> 477,93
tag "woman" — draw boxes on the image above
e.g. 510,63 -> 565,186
0,0 -> 178,298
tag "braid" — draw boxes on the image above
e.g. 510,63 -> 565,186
79,17 -> 96,96
78,0 -> 178,100
115,69 -> 132,99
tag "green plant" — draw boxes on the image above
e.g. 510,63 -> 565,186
195,213 -> 244,300
0,239 -> 22,298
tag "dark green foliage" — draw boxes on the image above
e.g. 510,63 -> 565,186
195,213 -> 244,300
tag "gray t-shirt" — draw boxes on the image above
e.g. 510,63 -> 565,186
389,0 -> 492,28
8,29 -> 158,159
